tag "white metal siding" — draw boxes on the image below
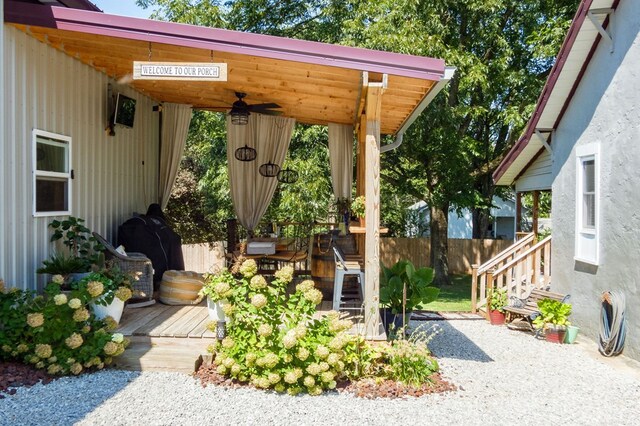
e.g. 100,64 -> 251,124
515,149 -> 553,192
1,26 -> 159,291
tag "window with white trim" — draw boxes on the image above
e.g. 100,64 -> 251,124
575,143 -> 599,264
33,130 -> 71,216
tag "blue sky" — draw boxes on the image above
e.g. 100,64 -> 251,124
90,1 -> 152,19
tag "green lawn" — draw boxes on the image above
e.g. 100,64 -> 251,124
419,274 -> 472,312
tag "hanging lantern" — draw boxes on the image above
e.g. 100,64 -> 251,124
259,161 -> 280,177
234,145 -> 257,162
230,93 -> 250,125
277,169 -> 298,184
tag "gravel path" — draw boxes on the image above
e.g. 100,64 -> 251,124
2,320 -> 639,426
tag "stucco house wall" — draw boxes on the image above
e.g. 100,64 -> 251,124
1,24 -> 159,291
551,0 -> 640,359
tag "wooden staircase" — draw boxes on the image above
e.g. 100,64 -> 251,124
472,233 -> 551,315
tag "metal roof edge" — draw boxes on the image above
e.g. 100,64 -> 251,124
493,0 -> 596,184
5,1 -> 446,81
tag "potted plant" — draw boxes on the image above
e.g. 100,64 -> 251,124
380,260 -> 440,337
532,298 -> 572,343
200,268 -> 235,322
74,264 -> 134,324
350,195 -> 365,226
488,286 -> 507,325
37,217 -> 104,285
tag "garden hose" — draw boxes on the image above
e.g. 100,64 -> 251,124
598,291 -> 626,357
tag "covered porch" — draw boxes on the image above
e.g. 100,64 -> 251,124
6,1 -> 453,337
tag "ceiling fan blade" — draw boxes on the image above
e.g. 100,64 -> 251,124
248,102 -> 281,110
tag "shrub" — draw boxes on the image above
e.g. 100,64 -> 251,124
0,276 -> 129,375
210,260 -> 354,395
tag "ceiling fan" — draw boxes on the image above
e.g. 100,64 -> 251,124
229,92 -> 282,124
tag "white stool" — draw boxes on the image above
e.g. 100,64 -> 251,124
332,246 -> 364,311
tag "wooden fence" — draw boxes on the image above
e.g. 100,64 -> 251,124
182,238 -> 511,275
380,238 -> 513,274
182,242 -> 226,274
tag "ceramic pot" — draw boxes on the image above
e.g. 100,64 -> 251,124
91,296 -> 125,324
489,309 -> 506,325
545,325 -> 566,344
207,296 -> 227,322
564,325 -> 580,344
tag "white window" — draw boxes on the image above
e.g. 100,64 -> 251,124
575,143 -> 599,264
33,129 -> 72,216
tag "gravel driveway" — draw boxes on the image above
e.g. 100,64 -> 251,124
2,320 -> 639,426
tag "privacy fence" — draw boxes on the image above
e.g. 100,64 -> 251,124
182,238 -> 512,275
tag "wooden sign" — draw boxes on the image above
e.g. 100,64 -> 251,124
133,61 -> 227,81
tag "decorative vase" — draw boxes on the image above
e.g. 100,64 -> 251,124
545,325 -> 566,344
489,310 -> 506,325
207,296 -> 227,322
91,296 -> 125,324
564,325 -> 580,344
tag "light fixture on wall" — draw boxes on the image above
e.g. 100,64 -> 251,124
259,161 -> 280,177
277,169 -> 298,184
235,145 -> 257,162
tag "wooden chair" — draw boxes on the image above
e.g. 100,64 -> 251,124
93,232 -> 154,302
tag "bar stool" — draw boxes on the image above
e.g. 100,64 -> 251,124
332,246 -> 365,311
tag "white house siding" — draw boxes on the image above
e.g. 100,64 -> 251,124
1,26 -> 159,291
550,1 -> 640,360
515,149 -> 552,192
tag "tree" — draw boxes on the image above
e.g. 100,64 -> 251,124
337,0 -> 576,284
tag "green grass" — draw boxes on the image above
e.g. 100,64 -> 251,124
419,274 -> 472,312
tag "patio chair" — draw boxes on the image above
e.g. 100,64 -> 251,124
332,246 -> 364,311
93,232 -> 154,302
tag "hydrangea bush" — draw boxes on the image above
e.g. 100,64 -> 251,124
209,259 -> 355,396
0,270 -> 131,376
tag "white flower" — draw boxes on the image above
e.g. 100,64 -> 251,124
51,275 -> 65,285
251,294 -> 267,309
53,293 -> 68,305
68,298 -> 82,309
111,333 -> 124,343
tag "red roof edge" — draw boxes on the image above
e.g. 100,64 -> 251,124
58,0 -> 102,12
492,0 -> 593,184
4,1 -> 446,82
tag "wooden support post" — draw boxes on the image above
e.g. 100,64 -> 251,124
486,270 -> 494,320
471,264 -> 478,314
515,192 -> 522,234
532,190 -> 539,238
363,83 -> 384,339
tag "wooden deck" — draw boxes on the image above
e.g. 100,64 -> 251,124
112,297 -> 381,373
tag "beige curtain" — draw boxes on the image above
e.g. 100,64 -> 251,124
158,103 -> 193,210
227,113 -> 295,231
328,123 -> 354,200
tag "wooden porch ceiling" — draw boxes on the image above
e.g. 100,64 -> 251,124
13,24 -> 436,135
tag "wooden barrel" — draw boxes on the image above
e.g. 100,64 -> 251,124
311,233 -> 357,299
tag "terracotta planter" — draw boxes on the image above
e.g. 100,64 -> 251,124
489,309 -> 505,325
545,325 -> 566,344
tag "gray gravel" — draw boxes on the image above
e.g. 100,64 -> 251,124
2,320 -> 640,426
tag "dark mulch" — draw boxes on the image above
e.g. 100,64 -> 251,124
0,362 -> 56,399
194,364 -> 456,399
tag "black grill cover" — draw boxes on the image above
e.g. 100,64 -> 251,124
117,215 -> 185,288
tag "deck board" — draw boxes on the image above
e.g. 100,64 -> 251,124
160,306 -> 208,337
188,316 -> 213,338
117,303 -> 172,335
134,305 -> 189,336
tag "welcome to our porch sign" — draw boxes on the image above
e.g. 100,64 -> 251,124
133,61 -> 228,81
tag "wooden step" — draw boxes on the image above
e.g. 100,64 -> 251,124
112,336 -> 215,373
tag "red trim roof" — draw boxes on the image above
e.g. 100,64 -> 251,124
492,0 -> 593,183
4,1 -> 445,82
